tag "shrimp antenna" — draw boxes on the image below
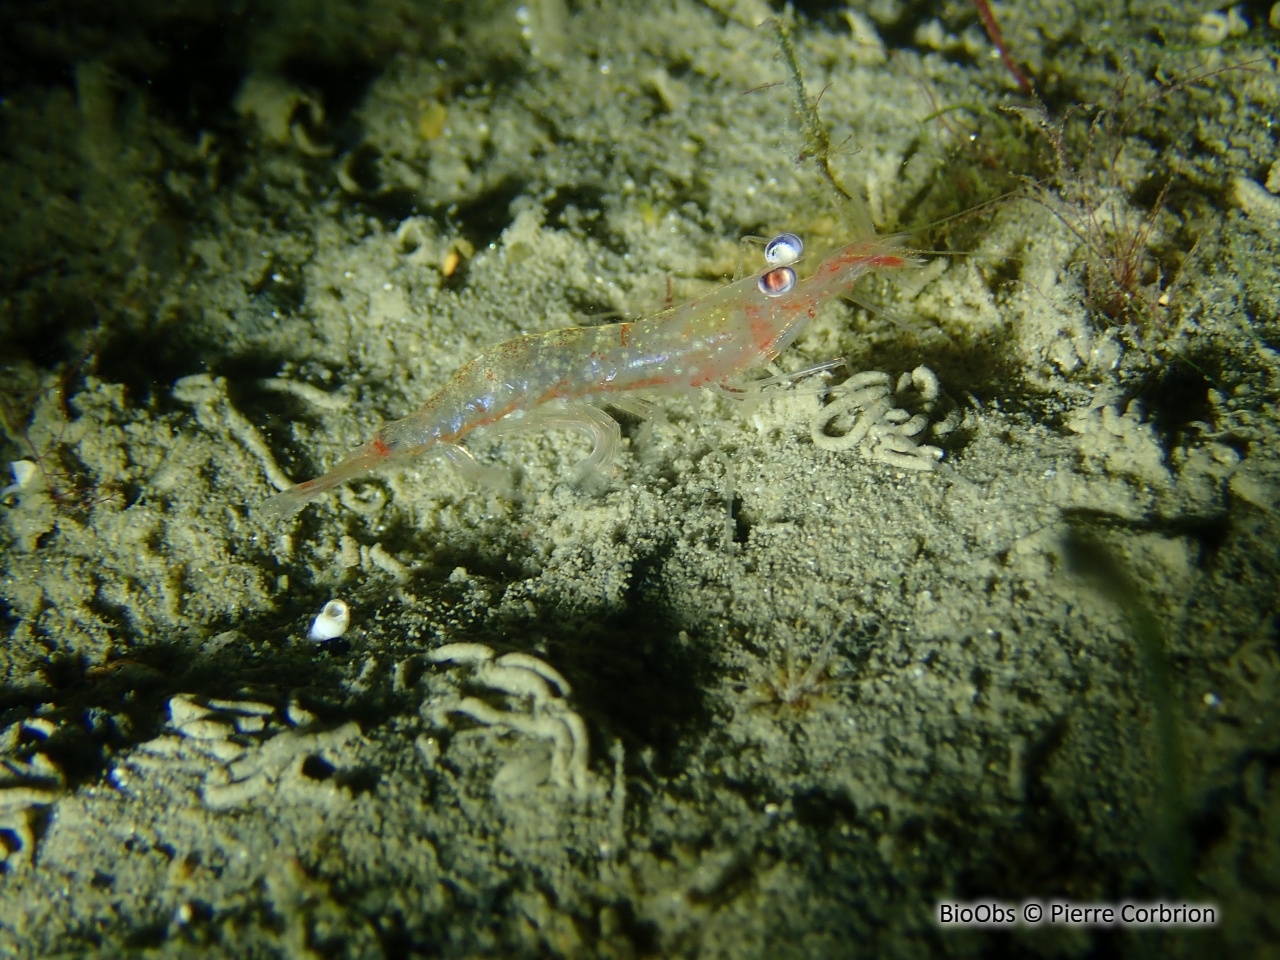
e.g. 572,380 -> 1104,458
768,17 -> 875,239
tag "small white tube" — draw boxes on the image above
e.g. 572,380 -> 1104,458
308,600 -> 350,641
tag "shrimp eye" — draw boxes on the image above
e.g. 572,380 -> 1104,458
757,265 -> 796,298
764,232 -> 803,266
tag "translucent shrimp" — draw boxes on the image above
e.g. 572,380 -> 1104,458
259,231 -> 919,521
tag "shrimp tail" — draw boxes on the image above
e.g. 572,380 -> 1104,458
257,439 -> 396,521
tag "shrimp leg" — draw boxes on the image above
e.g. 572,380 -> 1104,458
481,403 -> 622,486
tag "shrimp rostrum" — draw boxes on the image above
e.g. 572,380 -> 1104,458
259,231 -> 918,521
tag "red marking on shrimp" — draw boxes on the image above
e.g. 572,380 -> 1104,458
750,315 -> 777,354
370,437 -> 391,456
598,376 -> 667,393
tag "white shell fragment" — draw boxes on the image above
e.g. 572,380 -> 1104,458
308,599 -> 351,641
1,460 -> 38,498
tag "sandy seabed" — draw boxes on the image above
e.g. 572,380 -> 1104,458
1,1 -> 1279,956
